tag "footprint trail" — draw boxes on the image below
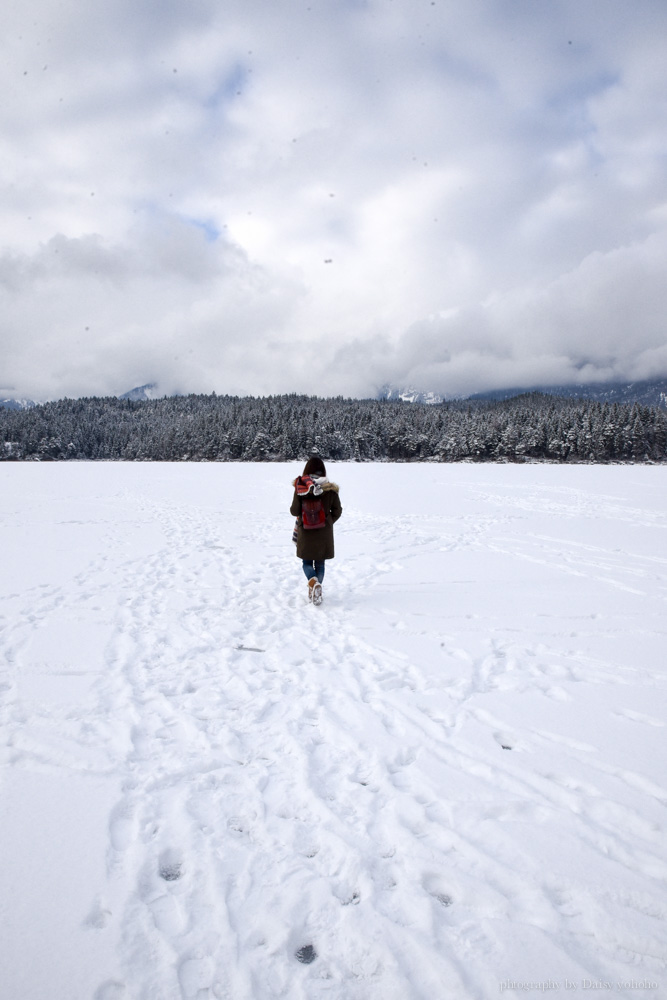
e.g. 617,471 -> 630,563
0,462 -> 666,1000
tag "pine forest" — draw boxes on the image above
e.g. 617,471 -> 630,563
1,392 -> 666,463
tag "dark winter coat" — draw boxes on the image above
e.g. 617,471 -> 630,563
290,478 -> 342,561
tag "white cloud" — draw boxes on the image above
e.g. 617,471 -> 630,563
1,0 -> 666,399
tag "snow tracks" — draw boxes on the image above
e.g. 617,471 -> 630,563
1,462 -> 666,1000
91,478 -> 470,999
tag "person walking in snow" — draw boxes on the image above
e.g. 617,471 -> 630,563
290,457 -> 342,605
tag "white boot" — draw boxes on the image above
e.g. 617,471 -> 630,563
308,577 -> 317,602
312,580 -> 323,605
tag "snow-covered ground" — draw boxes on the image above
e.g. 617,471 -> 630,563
0,462 -> 666,1000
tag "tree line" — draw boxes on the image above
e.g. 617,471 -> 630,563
1,392 -> 666,463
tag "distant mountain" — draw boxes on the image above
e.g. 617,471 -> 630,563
0,396 -> 37,410
378,378 -> 667,408
4,377 -> 666,411
467,378 -> 667,408
119,383 -> 165,402
2,384 -> 170,407
378,385 -> 444,405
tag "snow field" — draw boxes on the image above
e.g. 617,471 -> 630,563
0,461 -> 666,1000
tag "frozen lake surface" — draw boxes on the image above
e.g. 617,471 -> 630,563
0,462 -> 666,1000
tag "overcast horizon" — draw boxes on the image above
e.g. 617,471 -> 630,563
2,0 -> 666,402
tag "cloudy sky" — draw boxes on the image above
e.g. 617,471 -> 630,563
1,0 -> 666,400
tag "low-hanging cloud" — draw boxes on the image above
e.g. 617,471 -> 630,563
1,0 -> 666,400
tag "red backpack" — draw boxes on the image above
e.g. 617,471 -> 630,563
301,497 -> 326,530
296,476 -> 327,530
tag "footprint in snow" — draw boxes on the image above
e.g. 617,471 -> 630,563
333,881 -> 361,906
301,843 -> 320,858
295,944 -> 317,964
227,815 -> 252,836
159,848 -> 184,882
492,731 -> 531,752
349,760 -> 379,789
159,862 -> 182,882
422,873 -> 454,907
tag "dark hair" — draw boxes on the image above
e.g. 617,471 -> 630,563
303,456 -> 326,477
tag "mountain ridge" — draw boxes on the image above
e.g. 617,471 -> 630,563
2,376 -> 666,409
379,377 -> 667,408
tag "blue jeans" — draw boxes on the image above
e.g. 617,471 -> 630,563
302,560 -> 325,583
